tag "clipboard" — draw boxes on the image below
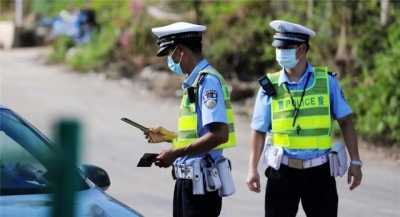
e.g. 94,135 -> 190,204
121,117 -> 149,132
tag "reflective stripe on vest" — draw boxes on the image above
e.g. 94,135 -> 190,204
269,67 -> 332,149
173,68 -> 237,150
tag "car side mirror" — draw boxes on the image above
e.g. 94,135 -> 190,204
80,164 -> 111,191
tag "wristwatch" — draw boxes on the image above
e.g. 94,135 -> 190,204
350,160 -> 363,166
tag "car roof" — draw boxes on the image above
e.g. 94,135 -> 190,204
0,105 -> 11,110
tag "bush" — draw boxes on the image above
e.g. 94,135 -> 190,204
65,25 -> 118,72
43,0 -> 399,146
200,1 -> 274,80
46,0 -> 161,72
48,36 -> 74,63
344,19 -> 400,146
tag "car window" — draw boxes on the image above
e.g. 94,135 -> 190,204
0,109 -> 88,195
0,131 -> 50,195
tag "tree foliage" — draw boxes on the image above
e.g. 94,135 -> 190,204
34,0 -> 400,146
346,18 -> 400,145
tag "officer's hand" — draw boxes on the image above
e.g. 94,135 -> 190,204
155,149 -> 178,168
144,127 -> 176,143
348,164 -> 362,190
246,170 -> 261,193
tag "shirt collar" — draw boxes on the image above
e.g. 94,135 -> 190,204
182,59 -> 209,89
278,63 -> 314,86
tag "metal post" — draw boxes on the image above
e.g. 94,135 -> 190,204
51,119 -> 81,217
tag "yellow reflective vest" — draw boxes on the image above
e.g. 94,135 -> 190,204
269,67 -> 332,149
173,67 -> 236,150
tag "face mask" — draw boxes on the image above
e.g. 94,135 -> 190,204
167,48 -> 184,76
275,48 -> 298,69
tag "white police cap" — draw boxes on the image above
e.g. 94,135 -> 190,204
152,22 -> 206,56
269,20 -> 315,48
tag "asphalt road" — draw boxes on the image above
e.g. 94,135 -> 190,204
1,48 -> 399,217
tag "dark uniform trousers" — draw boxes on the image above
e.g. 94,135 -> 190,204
265,162 -> 338,217
173,179 -> 222,217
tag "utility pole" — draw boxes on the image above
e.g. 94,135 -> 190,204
13,0 -> 23,47
15,0 -> 23,27
380,0 -> 390,26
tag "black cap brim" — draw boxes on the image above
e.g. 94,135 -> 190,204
272,39 -> 303,48
156,32 -> 202,57
157,46 -> 171,57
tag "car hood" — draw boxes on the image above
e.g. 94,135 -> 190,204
0,187 -> 143,217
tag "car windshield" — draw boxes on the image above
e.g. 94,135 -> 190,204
0,108 -> 88,195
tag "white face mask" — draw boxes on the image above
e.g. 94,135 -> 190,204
275,48 -> 298,69
166,47 -> 184,76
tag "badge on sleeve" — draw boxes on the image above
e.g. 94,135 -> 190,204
203,90 -> 218,109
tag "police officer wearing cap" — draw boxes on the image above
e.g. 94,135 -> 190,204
246,20 -> 363,217
145,22 -> 237,217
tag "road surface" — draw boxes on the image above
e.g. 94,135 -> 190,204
1,48 -> 399,217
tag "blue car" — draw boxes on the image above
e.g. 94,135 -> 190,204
0,106 -> 143,217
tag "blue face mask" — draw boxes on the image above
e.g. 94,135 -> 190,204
167,48 -> 184,76
275,48 -> 298,69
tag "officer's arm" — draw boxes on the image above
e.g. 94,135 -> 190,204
175,122 -> 229,157
247,87 -> 270,192
328,75 -> 361,161
337,115 -> 361,161
248,130 -> 266,171
248,88 -> 271,171
338,115 -> 363,190
329,75 -> 362,189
